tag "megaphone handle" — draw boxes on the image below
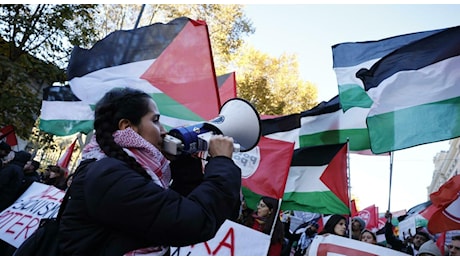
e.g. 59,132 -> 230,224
233,143 -> 240,153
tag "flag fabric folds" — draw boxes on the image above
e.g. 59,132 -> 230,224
427,175 -> 460,234
333,25 -> 460,154
281,143 -> 350,215
332,27 -> 443,111
41,17 -> 220,137
0,125 -> 18,147
57,137 -> 77,174
217,72 -> 237,105
262,96 -> 374,154
39,85 -> 94,136
235,136 -> 294,210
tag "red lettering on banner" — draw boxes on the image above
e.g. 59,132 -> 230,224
317,243 -> 378,256
5,213 -> 31,234
0,210 -> 16,228
212,227 -> 235,256
14,217 -> 40,240
191,241 -> 212,255
29,186 -> 64,202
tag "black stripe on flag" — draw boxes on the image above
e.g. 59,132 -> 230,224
356,25 -> 460,90
43,85 -> 81,101
291,143 -> 345,166
67,17 -> 190,79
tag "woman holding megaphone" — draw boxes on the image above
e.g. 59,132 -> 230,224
58,87 -> 242,255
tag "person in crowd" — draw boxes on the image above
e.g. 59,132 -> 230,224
448,235 -> 460,256
318,214 -> 347,237
384,211 -> 430,255
0,150 -> 30,211
417,240 -> 442,256
293,220 -> 319,256
236,196 -> 253,225
351,216 -> 366,240
23,160 -> 41,184
360,229 -> 377,245
0,141 -> 13,168
58,87 -> 241,255
0,150 -> 31,255
43,165 -> 67,190
244,196 -> 285,256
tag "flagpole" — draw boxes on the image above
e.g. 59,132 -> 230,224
346,139 -> 352,239
133,4 -> 145,30
387,151 -> 394,212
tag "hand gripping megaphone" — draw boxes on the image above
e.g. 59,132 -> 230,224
162,98 -> 261,156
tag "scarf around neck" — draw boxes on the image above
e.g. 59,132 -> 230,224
82,128 -> 171,188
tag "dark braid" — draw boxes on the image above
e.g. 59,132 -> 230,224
93,88 -> 153,179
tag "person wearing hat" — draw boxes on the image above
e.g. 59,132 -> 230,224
351,216 -> 366,240
417,240 -> 441,256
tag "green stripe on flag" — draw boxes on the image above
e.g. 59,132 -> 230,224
39,119 -> 94,136
281,191 -> 349,214
299,129 -> 370,152
241,186 -> 265,211
338,84 -> 373,111
367,96 -> 460,154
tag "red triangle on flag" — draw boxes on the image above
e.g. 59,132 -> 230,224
0,125 -> 18,147
320,143 -> 349,208
57,138 -> 77,175
141,19 -> 220,120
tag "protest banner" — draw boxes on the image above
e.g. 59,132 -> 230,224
307,234 -> 409,256
170,219 -> 271,256
0,182 -> 65,248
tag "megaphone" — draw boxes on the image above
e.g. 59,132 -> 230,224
163,98 -> 261,156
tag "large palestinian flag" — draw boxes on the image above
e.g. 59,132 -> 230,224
40,17 -> 220,136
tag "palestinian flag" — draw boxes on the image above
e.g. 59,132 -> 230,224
262,96 -> 374,154
40,17 -> 221,136
233,136 -> 294,210
217,72 -> 237,105
0,125 -> 18,147
39,85 -> 94,136
332,27 -> 442,112
281,143 -> 350,215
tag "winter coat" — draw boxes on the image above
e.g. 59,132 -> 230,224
58,155 -> 241,255
0,153 -> 29,211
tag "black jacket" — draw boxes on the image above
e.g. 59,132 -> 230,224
58,155 -> 241,255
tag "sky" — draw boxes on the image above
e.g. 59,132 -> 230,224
242,4 -> 459,213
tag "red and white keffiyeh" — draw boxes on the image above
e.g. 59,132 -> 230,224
82,127 -> 171,188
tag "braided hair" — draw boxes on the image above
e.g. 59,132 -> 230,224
93,87 -> 152,179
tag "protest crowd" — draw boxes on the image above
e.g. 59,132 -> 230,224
1,7 -> 460,256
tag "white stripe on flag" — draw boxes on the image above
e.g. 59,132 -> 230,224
368,56 -> 460,116
40,101 -> 93,120
300,107 -> 369,134
284,165 -> 328,193
264,128 -> 300,149
69,59 -> 162,103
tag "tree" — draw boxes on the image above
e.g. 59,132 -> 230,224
233,45 -> 318,115
0,4 -> 98,140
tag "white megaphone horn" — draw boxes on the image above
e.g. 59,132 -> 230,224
162,98 -> 261,156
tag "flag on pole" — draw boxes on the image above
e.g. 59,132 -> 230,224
233,136 -> 294,210
332,27 -> 443,112
427,175 -> 460,234
355,204 -> 380,231
40,17 -> 220,137
57,138 -> 77,170
281,143 -> 350,215
333,25 -> 460,154
67,17 -> 220,122
217,72 -> 237,105
262,96 -> 376,154
0,125 -> 18,147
